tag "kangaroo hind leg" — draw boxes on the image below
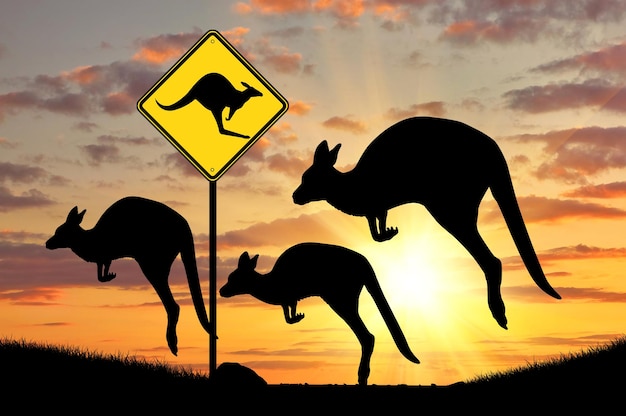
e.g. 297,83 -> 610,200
137,258 -> 181,355
210,108 -> 250,139
427,203 -> 506,329
324,293 -> 374,386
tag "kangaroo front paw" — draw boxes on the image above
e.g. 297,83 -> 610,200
287,313 -> 305,324
374,227 -> 399,242
98,272 -> 116,282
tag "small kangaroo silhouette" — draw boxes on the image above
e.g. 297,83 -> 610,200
292,117 -> 562,330
45,196 -> 213,355
220,242 -> 420,386
156,72 -> 262,139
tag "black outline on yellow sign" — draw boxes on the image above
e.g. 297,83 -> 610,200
137,30 -> 289,182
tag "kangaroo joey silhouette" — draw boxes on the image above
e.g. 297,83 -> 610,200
157,72 -> 262,139
293,117 -> 562,330
220,242 -> 420,386
45,196 -> 213,355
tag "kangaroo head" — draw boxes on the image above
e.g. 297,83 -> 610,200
45,206 -> 86,250
241,82 -> 262,99
220,251 -> 260,298
292,140 -> 342,205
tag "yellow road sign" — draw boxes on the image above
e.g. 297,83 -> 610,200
137,30 -> 289,181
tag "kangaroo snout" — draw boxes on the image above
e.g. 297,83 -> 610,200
292,187 -> 312,205
218,285 -> 232,297
45,236 -> 61,250
292,190 -> 305,205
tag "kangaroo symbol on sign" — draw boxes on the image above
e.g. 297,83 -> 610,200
157,72 -> 262,139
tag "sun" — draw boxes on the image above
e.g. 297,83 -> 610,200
353,221 -> 463,330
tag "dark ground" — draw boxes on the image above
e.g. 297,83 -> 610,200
3,339 -> 624,413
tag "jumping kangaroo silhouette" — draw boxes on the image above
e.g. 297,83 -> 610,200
156,72 -> 262,139
45,196 -> 213,355
293,117 -> 562,330
220,242 -> 420,386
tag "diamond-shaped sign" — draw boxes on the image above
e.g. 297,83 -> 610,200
138,30 -> 289,181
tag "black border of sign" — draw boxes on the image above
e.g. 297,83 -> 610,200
137,29 -> 289,182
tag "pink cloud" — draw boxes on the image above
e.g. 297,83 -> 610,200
266,151 -> 310,176
0,162 -> 47,184
254,38 -> 304,74
533,41 -> 626,75
101,92 -> 135,115
503,79 -> 626,114
506,126 -> 626,183
0,186 -> 55,212
0,60 -> 162,122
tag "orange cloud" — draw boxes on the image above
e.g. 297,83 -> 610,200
132,31 -> 202,64
265,122 -> 299,144
504,243 -> 626,274
506,285 -> 626,303
235,0 -> 311,15
562,182 -> 626,199
287,100 -> 313,116
222,26 -> 251,47
235,0 -> 366,27
481,195 -> 626,225
322,115 -> 367,134
218,210 -> 367,250
385,101 -> 446,121
63,65 -> 101,85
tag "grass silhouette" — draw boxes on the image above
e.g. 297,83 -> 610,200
2,335 -> 624,412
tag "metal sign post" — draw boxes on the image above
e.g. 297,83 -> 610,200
209,180 -> 217,372
138,30 -> 288,374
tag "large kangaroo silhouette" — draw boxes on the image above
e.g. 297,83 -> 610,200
220,242 -> 420,386
45,196 -> 212,355
157,72 -> 262,138
293,117 -> 561,330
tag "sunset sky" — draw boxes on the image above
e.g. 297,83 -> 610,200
1,0 -> 626,386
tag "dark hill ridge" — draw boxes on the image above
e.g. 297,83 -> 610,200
1,336 -> 624,413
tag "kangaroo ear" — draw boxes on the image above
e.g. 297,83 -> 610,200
329,143 -> 341,165
241,81 -> 250,88
250,254 -> 259,268
67,207 -> 86,225
314,140 -> 340,166
239,252 -> 250,267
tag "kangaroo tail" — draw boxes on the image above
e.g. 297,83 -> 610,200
156,89 -> 196,111
365,266 -> 420,364
490,147 -> 561,300
180,225 -> 214,335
